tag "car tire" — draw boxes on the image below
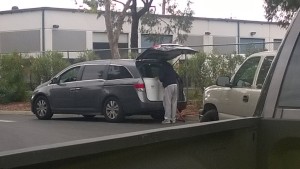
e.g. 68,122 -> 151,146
150,111 -> 165,121
33,96 -> 53,120
103,97 -> 124,123
200,109 -> 219,122
82,115 -> 96,118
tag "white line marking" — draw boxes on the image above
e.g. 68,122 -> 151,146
0,120 -> 16,123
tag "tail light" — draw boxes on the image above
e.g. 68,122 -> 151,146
134,83 -> 145,91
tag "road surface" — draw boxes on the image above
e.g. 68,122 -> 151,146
0,112 -> 199,152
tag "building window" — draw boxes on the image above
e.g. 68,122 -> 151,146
93,43 -> 128,59
273,39 -> 282,50
92,32 -> 128,59
240,38 -> 265,55
141,34 -> 173,52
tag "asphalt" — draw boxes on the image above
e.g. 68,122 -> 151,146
0,110 -> 200,121
0,110 -> 32,115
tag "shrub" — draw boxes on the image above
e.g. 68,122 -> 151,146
0,53 -> 28,103
74,50 -> 98,63
176,52 -> 245,101
30,51 -> 70,89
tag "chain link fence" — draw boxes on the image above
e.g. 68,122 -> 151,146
0,42 -> 280,105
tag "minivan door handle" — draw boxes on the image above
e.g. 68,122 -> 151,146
243,95 -> 249,102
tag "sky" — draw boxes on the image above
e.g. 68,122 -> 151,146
0,0 -> 267,21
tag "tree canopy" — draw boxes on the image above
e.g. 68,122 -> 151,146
264,0 -> 300,28
82,0 -> 194,59
140,0 -> 194,44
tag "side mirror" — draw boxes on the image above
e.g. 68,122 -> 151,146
51,77 -> 59,84
216,76 -> 230,87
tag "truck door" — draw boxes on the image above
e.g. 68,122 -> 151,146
220,56 -> 261,117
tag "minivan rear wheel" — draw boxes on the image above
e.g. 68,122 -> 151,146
103,97 -> 124,123
34,96 -> 53,120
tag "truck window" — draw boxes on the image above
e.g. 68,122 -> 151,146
232,57 -> 260,88
256,56 -> 274,88
278,34 -> 300,107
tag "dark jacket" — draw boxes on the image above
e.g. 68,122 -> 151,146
159,61 -> 178,88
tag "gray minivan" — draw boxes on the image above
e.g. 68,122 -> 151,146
31,45 -> 197,122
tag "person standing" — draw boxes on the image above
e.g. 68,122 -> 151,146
159,60 -> 178,124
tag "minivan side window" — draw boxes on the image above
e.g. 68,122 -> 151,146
82,65 -> 106,80
107,65 -> 132,80
232,57 -> 260,88
256,56 -> 274,88
59,66 -> 80,83
278,35 -> 300,107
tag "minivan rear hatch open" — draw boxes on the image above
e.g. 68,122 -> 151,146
136,44 -> 197,107
136,44 -> 197,61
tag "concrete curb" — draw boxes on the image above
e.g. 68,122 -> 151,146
184,114 -> 199,122
0,111 -> 32,115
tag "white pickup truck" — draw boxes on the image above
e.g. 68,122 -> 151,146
201,51 -> 276,121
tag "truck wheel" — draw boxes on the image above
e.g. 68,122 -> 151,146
103,97 -> 124,123
200,109 -> 219,122
33,96 -> 53,120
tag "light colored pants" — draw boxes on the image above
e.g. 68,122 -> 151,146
163,84 -> 178,121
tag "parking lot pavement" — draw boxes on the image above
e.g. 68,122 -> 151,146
0,110 -> 200,122
0,110 -> 32,115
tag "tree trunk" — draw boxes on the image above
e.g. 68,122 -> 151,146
130,0 -> 154,58
104,1 -> 121,59
111,42 -> 121,59
130,14 -> 139,57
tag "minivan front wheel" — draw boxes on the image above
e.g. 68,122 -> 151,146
34,96 -> 53,120
103,97 -> 124,123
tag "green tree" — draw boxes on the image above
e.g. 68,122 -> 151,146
130,0 -> 154,54
30,51 -> 70,88
0,53 -> 28,103
83,0 -> 133,59
264,0 -> 300,28
82,0 -> 194,58
177,52 -> 245,100
74,50 -> 98,63
140,0 -> 194,44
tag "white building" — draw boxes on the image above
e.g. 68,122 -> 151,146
0,7 -> 286,58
